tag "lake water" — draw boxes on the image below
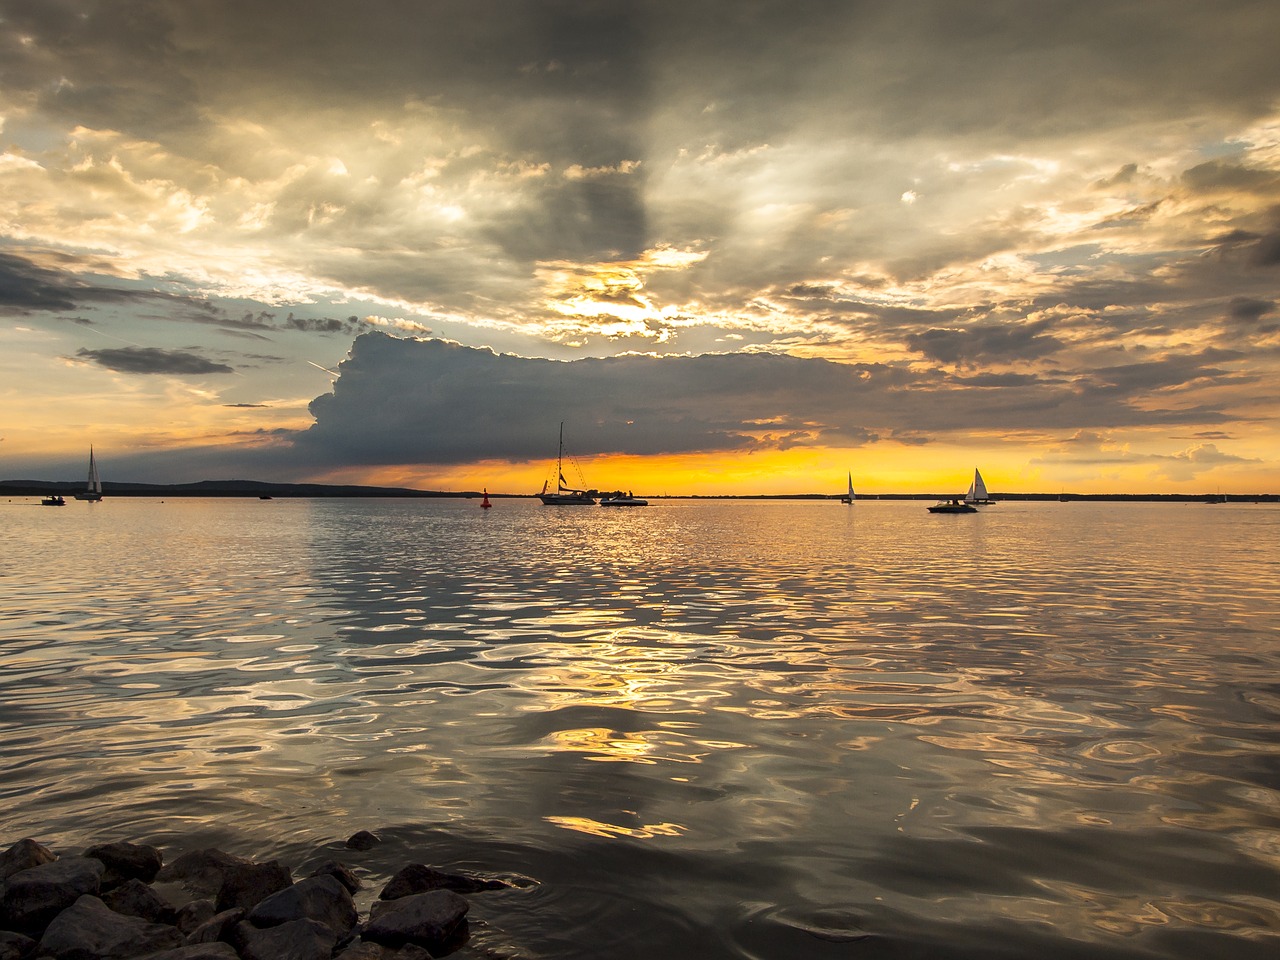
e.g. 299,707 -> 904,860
2,497 -> 1277,959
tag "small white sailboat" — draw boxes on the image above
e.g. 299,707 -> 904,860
538,423 -> 596,505
74,446 -> 103,501
963,468 -> 994,505
839,472 -> 854,504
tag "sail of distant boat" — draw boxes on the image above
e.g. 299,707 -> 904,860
964,468 -> 993,505
538,423 -> 595,505
840,471 -> 854,504
75,446 -> 103,501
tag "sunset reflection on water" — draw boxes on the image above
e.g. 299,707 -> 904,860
2,497 -> 1277,959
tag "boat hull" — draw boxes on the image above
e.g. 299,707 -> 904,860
539,493 -> 595,505
600,497 -> 647,506
928,501 -> 977,514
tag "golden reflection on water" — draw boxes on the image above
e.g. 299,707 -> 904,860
3,498 -> 1279,959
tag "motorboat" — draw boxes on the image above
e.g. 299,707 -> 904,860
928,498 -> 977,514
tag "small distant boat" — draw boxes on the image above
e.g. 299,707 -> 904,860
928,498 -> 977,514
539,423 -> 596,505
839,472 -> 854,505
74,446 -> 103,501
964,468 -> 994,505
600,492 -> 648,507
481,489 -> 492,509
41,494 -> 66,507
259,495 -> 273,500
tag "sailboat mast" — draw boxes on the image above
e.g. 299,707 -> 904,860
557,421 -> 565,491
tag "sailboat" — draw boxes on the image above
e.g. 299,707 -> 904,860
839,472 -> 854,504
963,468 -> 994,505
74,446 -> 104,501
538,423 -> 596,505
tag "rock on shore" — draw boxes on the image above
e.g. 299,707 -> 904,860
0,835 -> 513,959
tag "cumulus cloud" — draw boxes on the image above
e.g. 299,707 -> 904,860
289,333 -> 1242,467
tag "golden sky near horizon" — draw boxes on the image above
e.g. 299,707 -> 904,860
2,0 -> 1279,494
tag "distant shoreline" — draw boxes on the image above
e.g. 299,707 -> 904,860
2,479 -> 1276,503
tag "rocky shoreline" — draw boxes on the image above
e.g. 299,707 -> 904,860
0,833 -> 512,959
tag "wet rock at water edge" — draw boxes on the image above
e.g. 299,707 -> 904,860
156,850 -> 253,899
38,894 -> 183,959
84,841 -> 163,887
363,890 -> 470,951
214,860 -> 293,913
310,860 -> 362,895
99,877 -> 176,924
380,863 -> 509,899
0,840 -> 57,883
246,875 -> 357,940
344,832 -> 380,852
0,856 -> 104,936
233,917 -> 336,960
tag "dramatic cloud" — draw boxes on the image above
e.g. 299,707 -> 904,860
75,346 -> 234,376
1,1 -> 1278,491
291,333 -> 1242,467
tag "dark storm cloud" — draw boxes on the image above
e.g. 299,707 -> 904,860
289,333 -> 1235,466
0,252 -> 79,312
906,321 -> 1064,366
75,346 -> 234,375
0,250 -> 207,317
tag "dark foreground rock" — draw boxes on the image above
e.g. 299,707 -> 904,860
363,891 -> 469,951
39,894 -> 183,958
0,835 -> 517,959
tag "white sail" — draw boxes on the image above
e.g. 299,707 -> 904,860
965,468 -> 989,503
87,447 -> 101,493
75,446 -> 104,500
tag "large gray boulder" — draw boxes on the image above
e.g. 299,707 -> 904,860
0,856 -> 104,935
362,890 -> 469,951
247,875 -> 357,939
233,917 -> 336,960
38,894 -> 183,959
0,840 -> 56,882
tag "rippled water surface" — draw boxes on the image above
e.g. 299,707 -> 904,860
2,497 -> 1278,958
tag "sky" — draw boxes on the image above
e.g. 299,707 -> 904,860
2,0 -> 1279,496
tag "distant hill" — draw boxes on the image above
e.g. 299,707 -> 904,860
0,478 -> 482,498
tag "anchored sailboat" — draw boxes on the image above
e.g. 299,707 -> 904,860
538,423 -> 596,505
963,468 -> 994,505
74,446 -> 103,502
840,472 -> 855,504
